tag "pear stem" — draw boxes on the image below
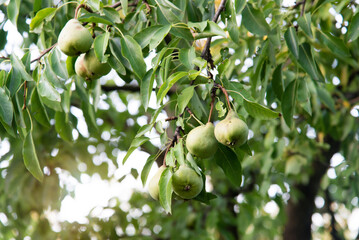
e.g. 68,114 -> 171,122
75,4 -> 94,19
207,86 -> 216,123
214,83 -> 232,110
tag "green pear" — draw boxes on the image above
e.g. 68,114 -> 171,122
172,165 -> 203,199
74,54 -> 90,79
148,166 -> 166,200
186,122 -> 218,158
58,19 -> 93,56
75,49 -> 111,80
214,109 -> 249,147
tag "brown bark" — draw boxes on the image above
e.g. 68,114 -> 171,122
283,136 -> 340,240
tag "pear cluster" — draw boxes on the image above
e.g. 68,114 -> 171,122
148,109 -> 249,202
58,19 -> 111,80
186,109 -> 249,158
148,165 -> 203,200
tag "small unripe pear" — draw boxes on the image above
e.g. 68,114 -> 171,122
172,165 -> 203,199
186,122 -> 218,158
148,166 -> 166,200
74,54 -> 90,79
214,109 -> 249,147
75,49 -> 111,80
58,19 -> 93,56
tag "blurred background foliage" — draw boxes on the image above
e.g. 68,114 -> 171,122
0,0 -> 358,239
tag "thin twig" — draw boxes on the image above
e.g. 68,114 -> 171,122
31,43 -> 57,63
214,83 -> 231,110
301,0 -> 306,16
200,0 -> 227,67
163,126 -> 182,166
207,87 -> 216,123
75,4 -> 94,19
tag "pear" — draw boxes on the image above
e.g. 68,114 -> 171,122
75,49 -> 111,80
58,19 -> 93,56
172,165 -> 203,199
186,122 -> 218,158
214,109 -> 249,147
148,166 -> 166,200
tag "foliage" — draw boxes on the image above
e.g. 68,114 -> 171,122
0,0 -> 358,239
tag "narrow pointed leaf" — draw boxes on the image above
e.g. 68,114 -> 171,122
281,80 -> 297,128
159,168 -> 173,214
0,88 -> 13,126
121,35 -> 147,80
215,145 -> 242,186
23,132 -> 44,182
284,27 -> 299,58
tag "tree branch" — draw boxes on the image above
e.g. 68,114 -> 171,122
101,84 -> 176,94
200,0 -> 227,66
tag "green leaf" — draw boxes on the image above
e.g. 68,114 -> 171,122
159,168 -> 173,214
235,0 -> 246,14
316,85 -> 335,112
141,155 -> 156,186
215,145 -> 242,187
94,32 -> 110,63
298,13 -> 312,38
55,111 -> 73,142
120,0 -> 128,15
192,57 -> 207,69
179,47 -> 196,69
177,86 -> 195,114
215,100 -> 227,118
23,132 -> 44,182
157,72 -> 188,104
123,136 -> 150,164
0,88 -> 14,126
78,13 -> 113,25
284,27 -> 299,59
121,35 -> 147,80
206,21 -> 227,38
242,3 -> 270,36
243,100 -> 280,120
38,76 -> 62,111
281,80 -> 297,128
272,64 -> 284,100
7,0 -> 20,27
49,49 -> 68,80
10,55 -> 33,82
156,0 -> 181,23
140,69 -> 154,111
173,139 -> 185,166
103,7 -> 122,23
30,88 -> 50,128
30,8 -> 56,33
298,43 -> 323,82
347,12 -> 359,41
134,25 -> 163,48
317,30 -> 350,58
149,25 -> 172,50
186,153 -> 201,175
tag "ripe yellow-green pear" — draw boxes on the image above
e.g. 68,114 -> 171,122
186,122 -> 218,158
214,109 -> 249,147
172,165 -> 203,199
148,166 -> 166,200
58,19 -> 93,56
75,49 -> 111,80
